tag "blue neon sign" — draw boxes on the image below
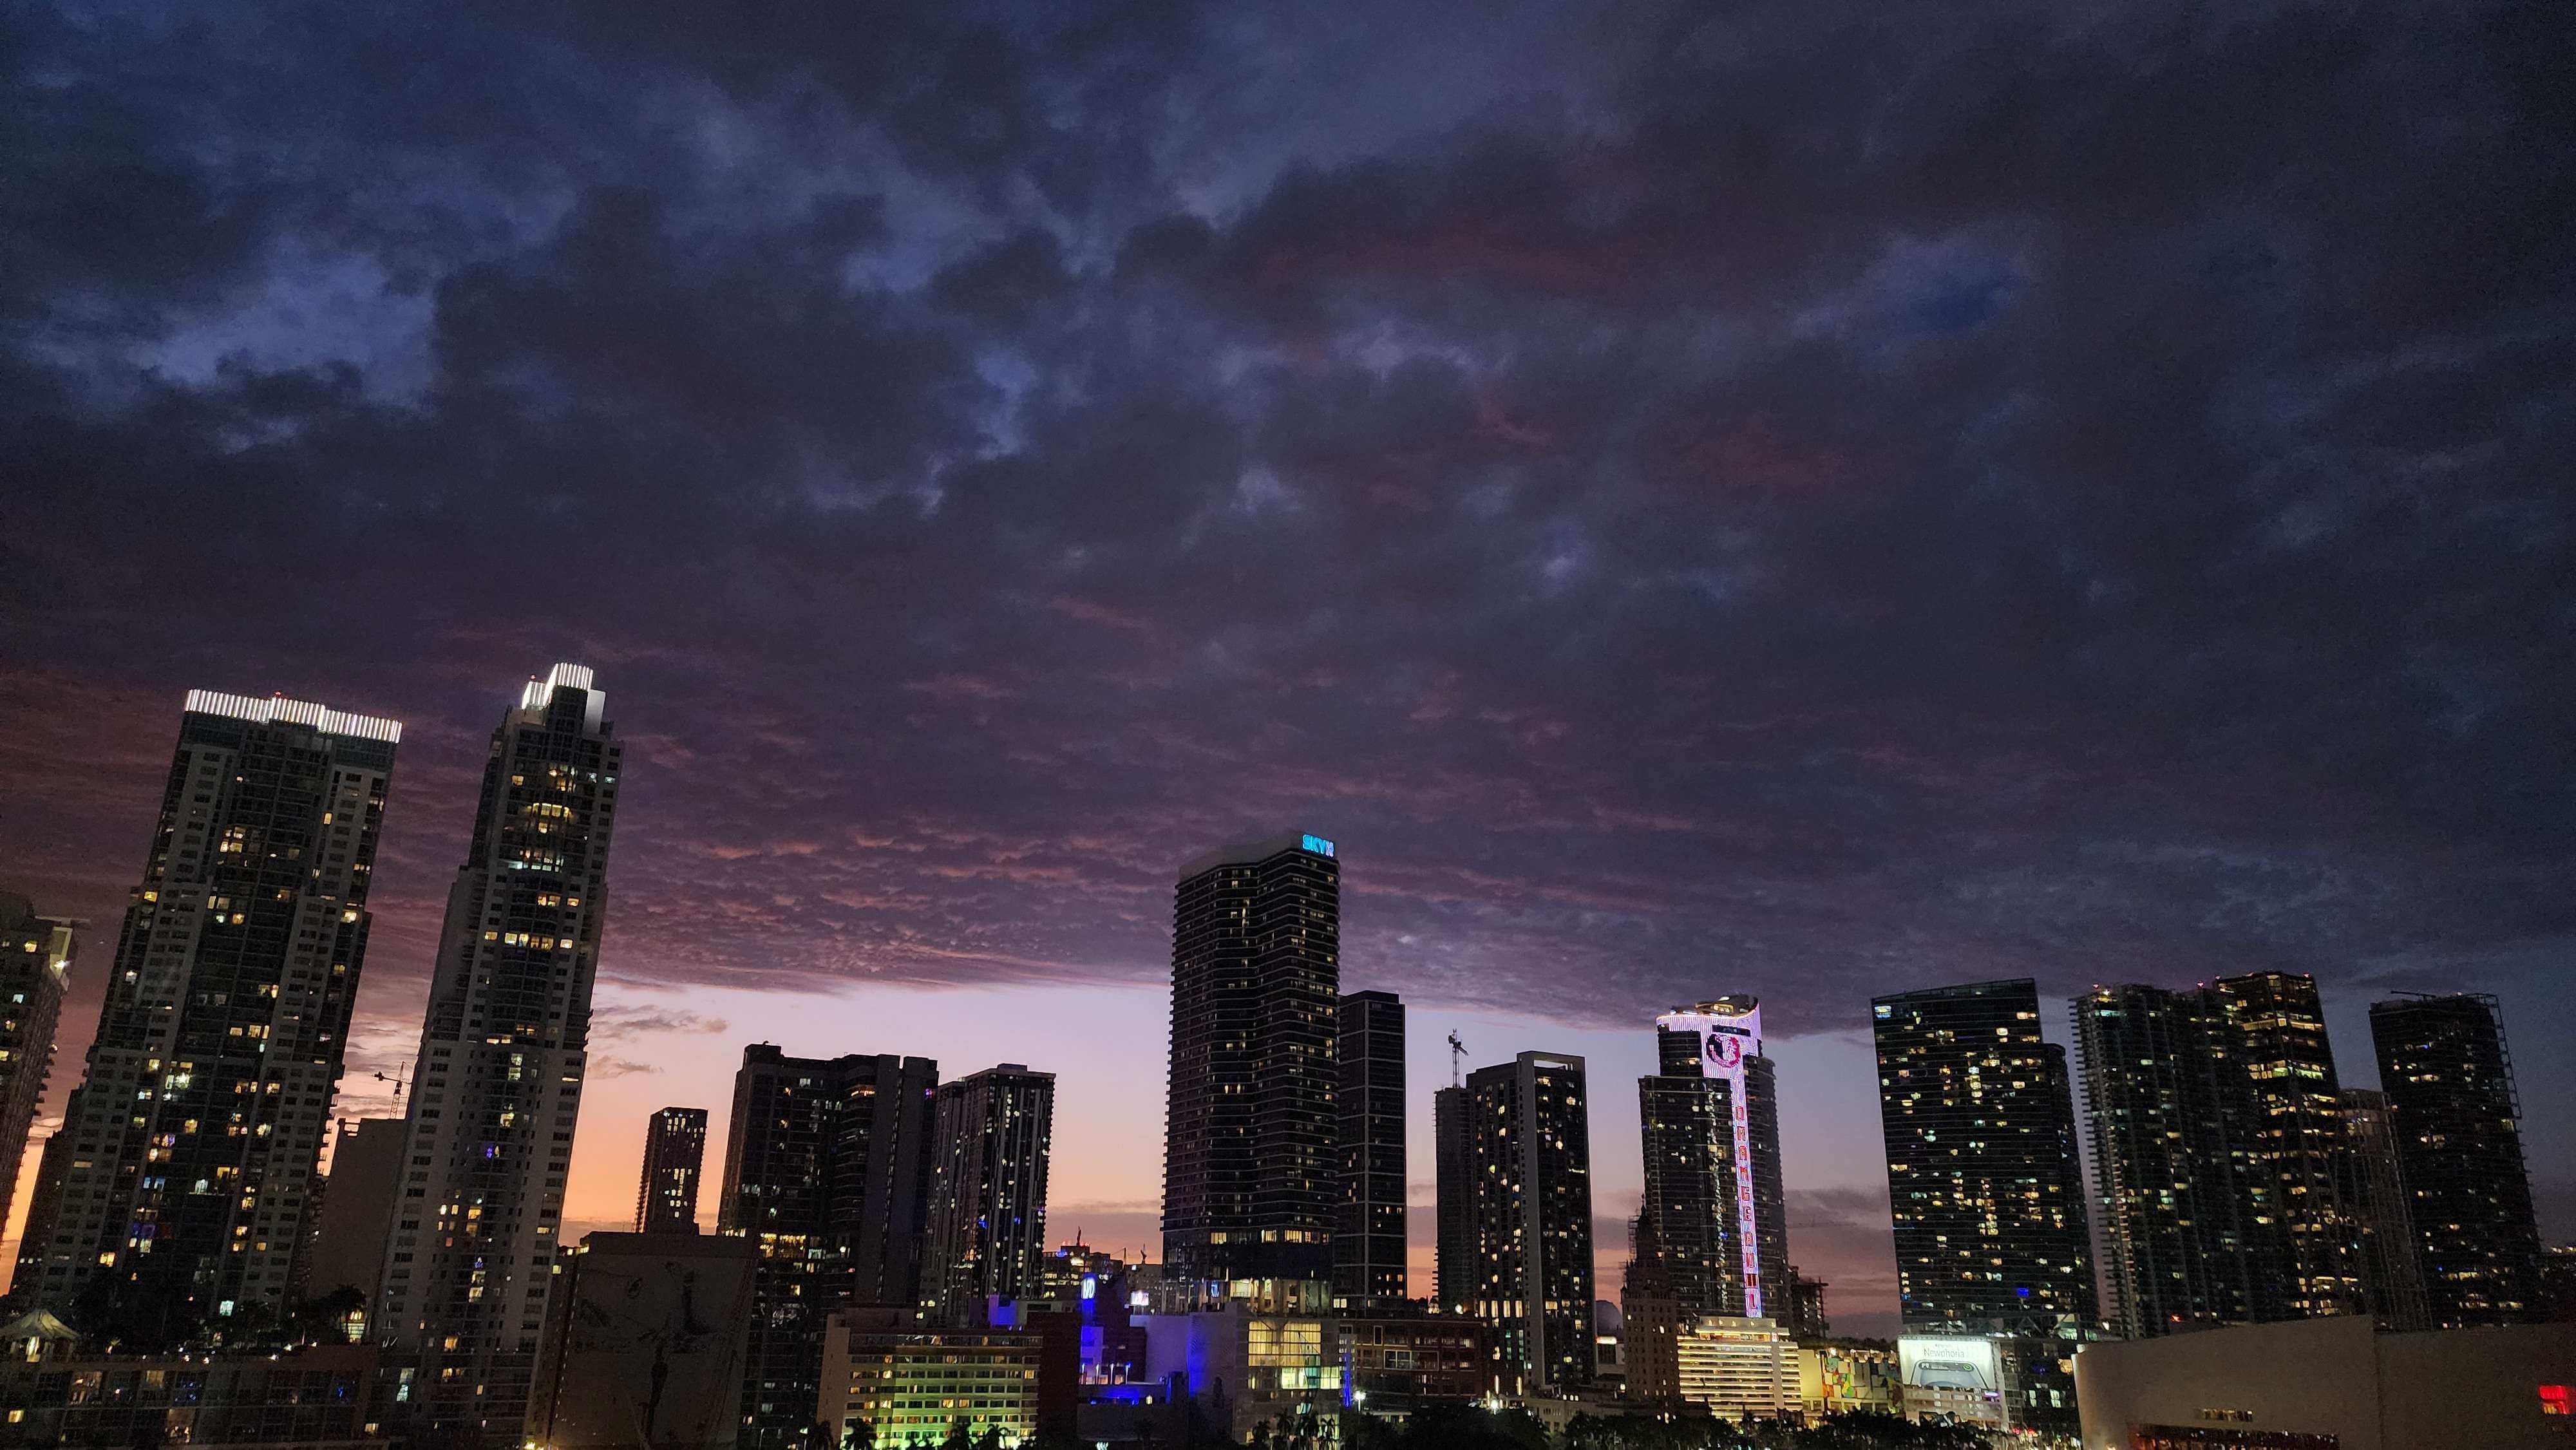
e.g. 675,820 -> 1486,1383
1302,834 -> 1336,858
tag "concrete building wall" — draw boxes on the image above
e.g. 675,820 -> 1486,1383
2074,1315 -> 2576,1450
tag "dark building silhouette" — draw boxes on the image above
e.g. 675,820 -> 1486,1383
2213,971 -> 2366,1319
528,1230 -> 761,1450
375,665 -> 622,1446
717,1044 -> 938,1450
0,894 -> 72,1245
1162,833 -> 1340,1288
2370,993 -> 2543,1326
1453,1050 -> 1594,1395
1432,1081 -> 1475,1315
1633,999 -> 1788,1327
922,1064 -> 1055,1324
1786,1274 -> 1828,1342
2073,983 -> 2287,1337
15,690 -> 398,1345
1619,1212 -> 1681,1402
1334,990 -> 1406,1307
304,1118 -> 406,1322
2337,1088 -> 2430,1331
637,1106 -> 710,1233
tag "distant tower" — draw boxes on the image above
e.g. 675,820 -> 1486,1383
15,690 -> 398,1342
1162,833 -> 1340,1289
2370,993 -> 2543,1326
1334,990 -> 1406,1307
636,1106 -> 710,1233
1432,1080 -> 1475,1314
0,895 -> 73,1244
375,664 -> 622,1446
922,1064 -> 1056,1324
1458,1051 -> 1595,1395
1872,981 -> 2095,1335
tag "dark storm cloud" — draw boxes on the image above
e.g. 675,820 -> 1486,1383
3,0 -> 2571,1103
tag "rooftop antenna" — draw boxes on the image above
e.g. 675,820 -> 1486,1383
1448,1031 -> 1466,1088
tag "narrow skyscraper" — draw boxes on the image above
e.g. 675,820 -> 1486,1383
0,894 -> 73,1245
1163,833 -> 1339,1290
1454,1050 -> 1594,1395
15,691 -> 397,1345
719,1045 -> 938,1450
374,664 -> 620,1445
636,1106 -> 709,1233
1334,990 -> 1406,1307
1634,999 -> 1788,1326
2369,993 -> 2542,1326
2072,983 -> 2285,1336
1432,1079 -> 1473,1315
2213,971 -> 2365,1319
922,1063 -> 1054,1324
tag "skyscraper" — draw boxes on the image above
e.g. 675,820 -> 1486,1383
718,1045 -> 938,1450
2336,1088 -> 2429,1331
1871,980 -> 2095,1337
1432,1080 -> 1473,1315
2369,993 -> 2543,1326
2212,971 -> 2365,1319
1334,990 -> 1406,1308
1454,1050 -> 1595,1395
0,894 -> 73,1245
15,690 -> 397,1346
305,1118 -> 406,1317
1634,999 -> 1788,1326
636,1106 -> 709,1234
2072,983 -> 2284,1337
1162,833 -> 1339,1289
922,1064 -> 1055,1325
374,664 -> 621,1444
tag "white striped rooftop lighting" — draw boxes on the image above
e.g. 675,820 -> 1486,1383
518,662 -> 597,711
182,689 -> 402,743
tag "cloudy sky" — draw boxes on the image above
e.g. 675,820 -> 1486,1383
3,1 -> 2570,1335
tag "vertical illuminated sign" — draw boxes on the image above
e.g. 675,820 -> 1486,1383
1657,999 -> 1765,1319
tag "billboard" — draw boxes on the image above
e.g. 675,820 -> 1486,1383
1656,998 -> 1764,1317
1897,1335 -> 2003,1391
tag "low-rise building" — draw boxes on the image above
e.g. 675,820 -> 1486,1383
1797,1340 -> 1898,1418
1672,1317 -> 1798,1422
819,1308 -> 1043,1449
1338,1310 -> 1487,1414
1137,1303 -> 1341,1444
528,1231 -> 761,1450
2074,1315 -> 2576,1450
0,1318 -> 391,1448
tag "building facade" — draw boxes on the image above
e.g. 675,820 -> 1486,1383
2370,992 -> 2543,1326
637,1106 -> 710,1234
817,1308 -> 1045,1450
1671,1317 -> 1799,1422
2338,1087 -> 2431,1331
1334,990 -> 1406,1308
922,1064 -> 1055,1325
15,690 -> 398,1346
2212,971 -> 2366,1320
305,1118 -> 406,1322
1454,1051 -> 1595,1395
1634,999 -> 1788,1326
528,1231 -> 760,1450
373,664 -> 621,1444
1162,834 -> 1340,1290
717,1045 -> 938,1450
1432,1084 -> 1474,1315
1873,979 -> 2096,1338
2072,983 -> 2284,1337
0,894 -> 73,1246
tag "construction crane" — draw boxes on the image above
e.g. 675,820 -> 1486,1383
1448,1030 -> 1466,1088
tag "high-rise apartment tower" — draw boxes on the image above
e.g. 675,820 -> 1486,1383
1450,1050 -> 1595,1395
0,895 -> 73,1246
1162,833 -> 1340,1288
374,664 -> 621,1445
15,691 -> 397,1346
1334,990 -> 1406,1307
2369,993 -> 2542,1326
922,1064 -> 1055,1324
